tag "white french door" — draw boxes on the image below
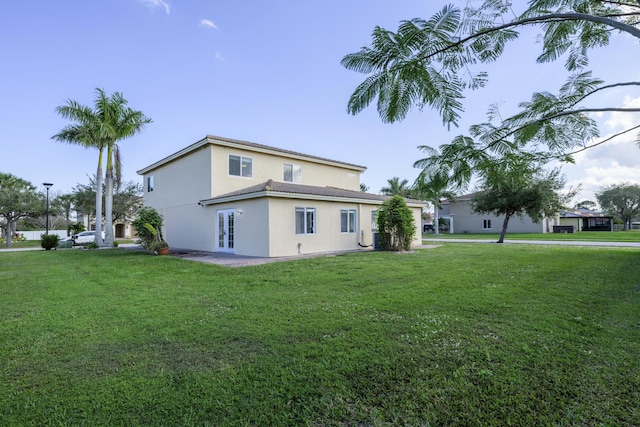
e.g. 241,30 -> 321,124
216,209 -> 235,253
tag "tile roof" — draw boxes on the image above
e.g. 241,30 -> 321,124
200,180 -> 426,206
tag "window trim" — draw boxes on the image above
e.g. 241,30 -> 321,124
283,163 -> 302,183
295,207 -> 316,234
228,154 -> 253,178
340,209 -> 357,233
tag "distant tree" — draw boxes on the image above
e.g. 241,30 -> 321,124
596,183 -> 640,230
472,157 -> 570,243
0,173 -> 44,247
360,183 -> 370,192
573,200 -> 598,211
52,193 -> 75,236
112,181 -> 142,224
72,182 -> 98,229
381,177 -> 412,197
376,195 -> 417,251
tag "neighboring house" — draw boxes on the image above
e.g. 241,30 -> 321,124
78,214 -> 138,239
136,135 -> 425,257
559,209 -> 614,232
440,193 -> 559,234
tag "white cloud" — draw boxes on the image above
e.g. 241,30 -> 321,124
604,96 -> 640,132
140,0 -> 170,14
199,19 -> 218,30
215,51 -> 226,62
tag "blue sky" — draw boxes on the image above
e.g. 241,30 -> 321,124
1,0 -> 638,205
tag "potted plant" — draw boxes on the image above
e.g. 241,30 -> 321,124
149,238 -> 170,255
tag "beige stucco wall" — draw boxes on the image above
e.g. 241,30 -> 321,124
265,198 -> 422,257
210,144 -> 362,195
142,145 -> 213,207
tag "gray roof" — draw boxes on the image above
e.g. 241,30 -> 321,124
138,134 -> 367,174
200,180 -> 426,206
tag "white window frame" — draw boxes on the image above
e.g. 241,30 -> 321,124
147,175 -> 154,192
283,163 -> 302,183
295,207 -> 316,234
483,219 -> 492,230
229,154 -> 253,178
340,209 -> 357,233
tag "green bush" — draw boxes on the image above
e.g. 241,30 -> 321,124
40,234 -> 60,251
377,195 -> 417,251
132,207 -> 167,254
85,242 -> 100,250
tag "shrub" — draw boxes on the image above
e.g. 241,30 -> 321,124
40,234 -> 60,251
376,195 -> 417,251
85,242 -> 100,250
132,207 -> 167,254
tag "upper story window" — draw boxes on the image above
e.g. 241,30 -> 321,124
283,163 -> 302,183
229,155 -> 252,178
147,175 -> 154,192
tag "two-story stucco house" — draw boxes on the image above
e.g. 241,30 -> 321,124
136,135 -> 425,257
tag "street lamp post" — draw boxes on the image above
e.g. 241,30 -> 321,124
43,183 -> 53,235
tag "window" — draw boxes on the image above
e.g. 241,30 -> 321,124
147,175 -> 154,192
295,207 -> 316,234
483,219 -> 492,230
229,155 -> 252,177
283,163 -> 302,183
341,209 -> 357,233
371,210 -> 378,231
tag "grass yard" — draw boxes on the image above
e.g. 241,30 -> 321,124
425,230 -> 640,242
1,245 -> 639,426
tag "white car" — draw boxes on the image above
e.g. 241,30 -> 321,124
72,231 -> 105,245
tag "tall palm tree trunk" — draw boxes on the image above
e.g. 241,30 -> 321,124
103,145 -> 115,248
94,149 -> 104,246
433,203 -> 440,235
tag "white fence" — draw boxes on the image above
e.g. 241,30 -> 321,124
14,230 -> 68,240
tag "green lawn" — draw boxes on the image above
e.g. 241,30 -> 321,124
1,245 -> 639,425
424,230 -> 640,242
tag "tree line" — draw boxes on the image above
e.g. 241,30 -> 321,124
0,173 -> 143,247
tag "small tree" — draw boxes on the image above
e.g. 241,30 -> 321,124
376,195 -> 417,251
472,159 -> 570,243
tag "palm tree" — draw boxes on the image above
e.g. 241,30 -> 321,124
53,89 -> 151,247
52,102 -> 107,246
92,89 -> 151,247
413,145 -> 467,235
381,177 -> 411,197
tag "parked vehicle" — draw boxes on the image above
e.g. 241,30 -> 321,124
72,231 -> 105,245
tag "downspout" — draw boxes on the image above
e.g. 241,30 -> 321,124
357,203 -> 372,247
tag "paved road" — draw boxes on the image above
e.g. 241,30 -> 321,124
422,238 -> 640,247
